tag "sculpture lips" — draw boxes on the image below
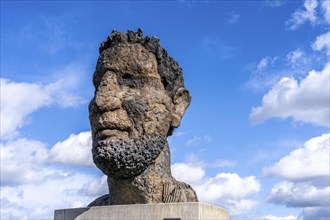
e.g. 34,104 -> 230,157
96,129 -> 127,140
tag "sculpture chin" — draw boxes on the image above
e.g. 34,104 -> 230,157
92,134 -> 166,178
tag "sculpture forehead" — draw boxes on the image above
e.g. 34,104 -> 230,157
99,43 -> 160,79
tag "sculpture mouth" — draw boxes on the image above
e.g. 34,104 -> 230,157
95,128 -> 128,141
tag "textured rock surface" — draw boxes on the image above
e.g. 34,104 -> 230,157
88,29 -> 198,206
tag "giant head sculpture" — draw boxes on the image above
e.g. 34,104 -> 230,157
89,29 -> 198,205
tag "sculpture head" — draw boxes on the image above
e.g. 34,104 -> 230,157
89,29 -> 191,178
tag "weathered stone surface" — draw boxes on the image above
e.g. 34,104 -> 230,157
88,28 -> 197,206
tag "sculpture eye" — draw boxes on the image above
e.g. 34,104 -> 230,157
119,73 -> 144,89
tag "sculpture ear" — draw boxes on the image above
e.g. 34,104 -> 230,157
171,88 -> 192,128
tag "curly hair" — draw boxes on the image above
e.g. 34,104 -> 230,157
93,28 -> 186,98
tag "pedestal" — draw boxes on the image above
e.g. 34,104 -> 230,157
54,202 -> 229,220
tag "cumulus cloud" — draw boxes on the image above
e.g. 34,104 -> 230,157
171,163 -> 260,215
264,134 -> 330,219
195,172 -> 260,201
250,62 -> 330,127
286,0 -> 319,30
247,46 -> 328,91
268,181 -> 330,207
0,72 -> 90,219
1,130 -> 95,187
0,138 -> 49,186
312,31 -> 330,56
263,134 -> 329,182
172,163 -> 205,184
0,172 -> 104,219
0,77 -> 85,140
1,79 -> 53,139
50,131 -> 93,167
0,132 -> 106,219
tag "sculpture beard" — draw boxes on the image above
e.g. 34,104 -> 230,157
92,134 -> 166,179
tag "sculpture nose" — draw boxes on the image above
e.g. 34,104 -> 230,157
94,93 -> 122,112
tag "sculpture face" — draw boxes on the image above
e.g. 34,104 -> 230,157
89,43 -> 173,142
89,43 -> 190,178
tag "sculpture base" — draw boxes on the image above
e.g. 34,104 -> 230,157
54,202 -> 229,220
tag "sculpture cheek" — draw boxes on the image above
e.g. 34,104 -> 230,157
122,95 -> 148,121
144,104 -> 171,135
122,95 -> 148,136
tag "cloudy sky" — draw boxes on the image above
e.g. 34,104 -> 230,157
1,0 -> 329,219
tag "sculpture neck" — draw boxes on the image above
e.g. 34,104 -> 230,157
107,142 -> 172,205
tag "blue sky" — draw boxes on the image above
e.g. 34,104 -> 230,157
1,0 -> 329,219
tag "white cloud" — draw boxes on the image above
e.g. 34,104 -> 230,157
321,0 -> 330,23
0,172 -> 104,219
186,135 -> 211,146
246,47 -> 327,91
263,133 -> 329,182
0,133 -> 106,219
0,138 -> 49,186
50,131 -> 93,167
172,163 -> 205,184
1,131 -> 94,187
1,79 -> 53,139
0,77 -> 85,140
263,0 -> 287,8
263,214 -> 297,220
286,0 -> 319,30
227,13 -> 240,25
209,159 -> 236,168
196,173 -> 260,202
173,131 -> 185,137
286,0 -> 330,30
196,173 -> 260,215
257,57 -> 277,72
250,62 -> 330,127
268,181 -> 330,207
172,163 -> 260,216
78,175 -> 108,197
264,134 -> 330,218
246,56 -> 281,90
286,49 -> 306,67
312,31 -> 330,56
